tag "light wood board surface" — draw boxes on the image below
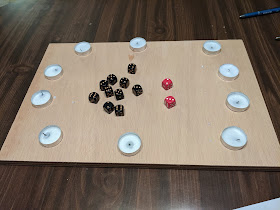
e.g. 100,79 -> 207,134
0,40 -> 279,167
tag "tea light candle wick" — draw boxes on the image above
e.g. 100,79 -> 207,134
43,132 -> 50,137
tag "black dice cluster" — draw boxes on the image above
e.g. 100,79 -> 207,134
88,63 -> 142,117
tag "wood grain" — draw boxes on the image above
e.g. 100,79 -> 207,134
1,40 -> 280,168
0,0 -> 280,209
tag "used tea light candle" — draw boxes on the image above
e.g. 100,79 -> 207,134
74,41 -> 92,56
202,40 -> 221,55
39,125 -> 63,147
44,64 -> 63,80
31,90 -> 52,108
118,132 -> 142,156
226,92 -> 250,112
218,64 -> 239,81
221,126 -> 247,150
129,37 -> 147,52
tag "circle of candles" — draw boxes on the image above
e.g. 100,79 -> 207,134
74,41 -> 92,56
118,132 -> 142,156
129,37 -> 147,52
44,64 -> 63,80
226,92 -> 250,112
31,90 -> 53,108
39,125 -> 63,147
202,40 -> 221,55
218,64 -> 239,81
220,126 -> 247,150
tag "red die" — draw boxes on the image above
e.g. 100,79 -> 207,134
164,96 -> 176,109
162,78 -> 173,90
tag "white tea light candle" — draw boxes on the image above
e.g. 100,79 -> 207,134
39,125 -> 63,147
203,40 -> 221,55
74,41 -> 92,56
218,64 -> 239,81
221,126 -> 247,150
31,90 -> 52,108
226,92 -> 250,112
129,37 -> 147,52
44,64 -> 63,80
118,132 -> 142,156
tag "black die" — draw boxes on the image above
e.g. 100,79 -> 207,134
104,86 -> 114,98
103,101 -> 115,114
88,92 -> 99,104
115,105 -> 124,116
128,63 -> 137,74
107,74 -> 117,85
132,84 -> 143,96
114,89 -> 124,100
120,77 -> 129,88
100,80 -> 108,91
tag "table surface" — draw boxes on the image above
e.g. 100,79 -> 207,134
0,0 -> 279,209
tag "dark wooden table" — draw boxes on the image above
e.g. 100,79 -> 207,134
0,0 -> 280,209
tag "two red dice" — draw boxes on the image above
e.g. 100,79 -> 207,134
164,96 -> 176,109
162,78 -> 173,90
162,78 -> 176,109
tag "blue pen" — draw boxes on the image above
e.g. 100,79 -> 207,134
240,7 -> 280,18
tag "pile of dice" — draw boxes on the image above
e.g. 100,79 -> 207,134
162,78 -> 176,109
88,63 -> 143,116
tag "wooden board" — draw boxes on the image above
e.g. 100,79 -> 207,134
1,40 -> 280,168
